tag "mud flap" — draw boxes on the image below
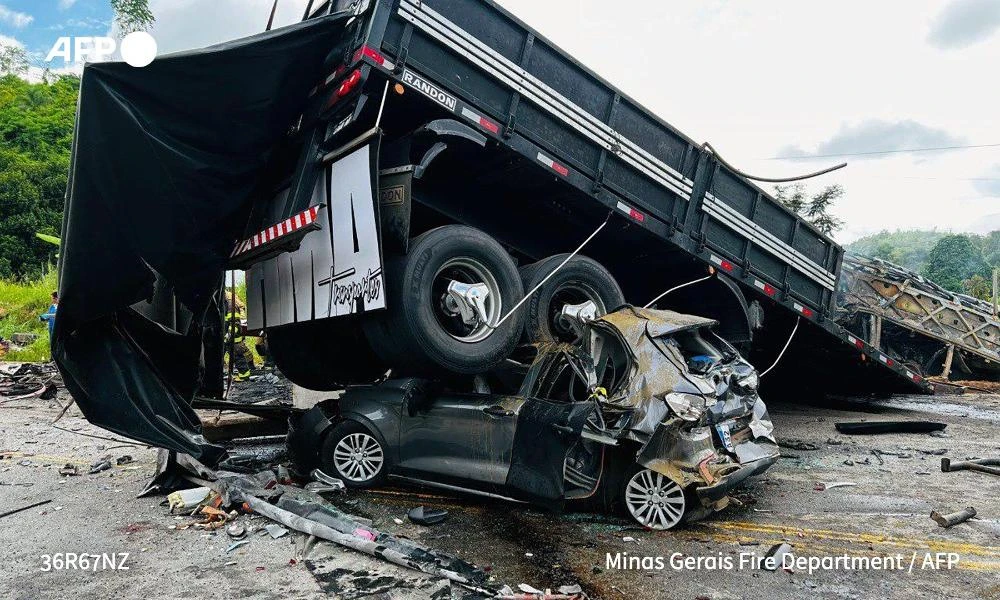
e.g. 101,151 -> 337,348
504,399 -> 597,508
247,139 -> 387,330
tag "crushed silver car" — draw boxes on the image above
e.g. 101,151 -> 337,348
288,306 -> 779,530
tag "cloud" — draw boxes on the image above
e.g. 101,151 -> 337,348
0,33 -> 23,49
928,0 -> 1000,49
59,0 -> 78,9
776,120 -> 965,160
146,0 -> 310,54
972,165 -> 1000,197
0,4 -> 33,28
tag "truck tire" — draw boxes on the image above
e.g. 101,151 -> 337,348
267,318 -> 386,390
520,254 -> 625,343
363,225 -> 525,375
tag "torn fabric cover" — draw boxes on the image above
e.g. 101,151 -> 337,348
54,14 -> 353,462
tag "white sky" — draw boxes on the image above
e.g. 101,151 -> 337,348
12,0 -> 1000,243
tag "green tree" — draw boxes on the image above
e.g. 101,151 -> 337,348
0,74 -> 79,279
922,234 -> 989,293
962,274 -> 992,301
775,183 -> 844,235
0,44 -> 28,77
111,0 -> 155,34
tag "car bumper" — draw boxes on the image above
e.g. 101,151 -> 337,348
694,452 -> 778,504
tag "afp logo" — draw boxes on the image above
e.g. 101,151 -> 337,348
46,32 -> 157,68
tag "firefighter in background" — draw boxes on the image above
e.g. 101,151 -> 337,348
224,295 -> 254,382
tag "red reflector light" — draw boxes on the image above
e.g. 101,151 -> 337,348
720,260 -> 734,272
802,307 -> 814,318
336,69 -> 362,98
855,339 -> 864,349
354,45 -> 385,66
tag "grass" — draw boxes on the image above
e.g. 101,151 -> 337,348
0,269 -> 57,362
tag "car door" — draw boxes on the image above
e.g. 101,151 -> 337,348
396,389 -> 525,491
503,350 -> 600,506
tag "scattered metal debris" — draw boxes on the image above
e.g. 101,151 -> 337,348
88,455 -> 112,474
0,499 -> 52,519
762,543 -> 793,571
166,487 -> 212,512
941,457 -> 1000,477
226,523 -> 246,539
814,481 -> 857,491
834,421 -> 947,435
0,363 -> 59,401
58,463 -> 78,476
303,469 -> 345,495
225,539 -> 251,553
264,524 -> 289,539
930,507 -> 977,528
407,506 -> 448,525
116,455 -> 134,465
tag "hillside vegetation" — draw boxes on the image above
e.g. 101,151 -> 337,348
848,229 -> 1000,300
0,270 -> 57,361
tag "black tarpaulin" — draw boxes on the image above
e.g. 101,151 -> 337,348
54,14 -> 352,462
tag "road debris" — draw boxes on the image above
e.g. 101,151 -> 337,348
116,455 -> 134,465
778,438 -> 819,451
303,469 -> 345,495
167,487 -> 212,512
834,421 -> 947,435
0,499 -> 52,520
88,455 -> 112,474
930,507 -> 977,528
225,539 -> 250,553
58,463 -> 78,476
226,523 -> 246,539
264,524 -> 289,539
814,481 -> 858,491
941,457 -> 1000,477
0,363 -> 59,401
762,543 -> 793,571
407,506 -> 448,525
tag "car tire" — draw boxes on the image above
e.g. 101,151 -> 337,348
320,420 -> 387,489
363,225 -> 525,375
619,462 -> 687,530
519,254 -> 625,343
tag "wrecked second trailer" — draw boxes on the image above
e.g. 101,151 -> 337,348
288,306 -> 778,530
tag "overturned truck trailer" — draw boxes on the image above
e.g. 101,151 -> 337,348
840,254 -> 1000,381
55,0 -> 930,460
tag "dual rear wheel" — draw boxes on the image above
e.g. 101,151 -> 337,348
270,224 -> 625,385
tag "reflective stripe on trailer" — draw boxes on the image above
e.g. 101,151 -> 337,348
708,254 -> 735,273
231,205 -> 320,258
878,354 -> 895,367
847,334 -> 865,350
460,106 -> 500,134
753,279 -> 776,297
537,152 -> 569,176
616,201 -> 645,223
792,302 -> 814,318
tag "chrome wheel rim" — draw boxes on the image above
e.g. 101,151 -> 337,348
625,468 -> 685,530
550,282 -> 606,341
332,432 -> 384,483
433,257 -> 502,343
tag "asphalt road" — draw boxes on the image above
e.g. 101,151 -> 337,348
0,380 -> 997,599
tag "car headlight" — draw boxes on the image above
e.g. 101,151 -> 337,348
664,392 -> 707,422
735,372 -> 759,393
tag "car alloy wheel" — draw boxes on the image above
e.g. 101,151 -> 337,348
625,468 -> 686,530
332,432 -> 384,483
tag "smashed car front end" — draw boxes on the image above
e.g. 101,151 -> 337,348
584,306 -> 779,515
